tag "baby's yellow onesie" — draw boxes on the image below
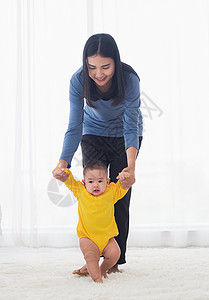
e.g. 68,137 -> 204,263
64,170 -> 128,255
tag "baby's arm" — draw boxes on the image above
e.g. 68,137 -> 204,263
112,172 -> 130,203
54,167 -> 83,199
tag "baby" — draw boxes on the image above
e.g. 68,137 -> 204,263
56,160 -> 130,283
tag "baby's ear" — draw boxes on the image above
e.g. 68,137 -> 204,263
107,178 -> 110,185
82,179 -> 85,186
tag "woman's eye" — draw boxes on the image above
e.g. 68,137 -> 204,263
88,66 -> 95,70
103,67 -> 109,70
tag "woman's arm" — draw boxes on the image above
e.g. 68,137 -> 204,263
126,146 -> 137,174
60,69 -> 84,167
53,69 -> 84,181
123,73 -> 143,151
119,73 -> 143,189
117,147 -> 137,189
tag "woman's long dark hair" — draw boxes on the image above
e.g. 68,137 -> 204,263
82,33 -> 139,107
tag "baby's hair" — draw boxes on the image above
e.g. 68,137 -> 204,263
83,160 -> 108,177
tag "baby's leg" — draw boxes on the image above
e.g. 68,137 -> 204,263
79,237 -> 102,283
100,238 -> 121,276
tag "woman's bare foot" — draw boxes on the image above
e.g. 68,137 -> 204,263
107,264 -> 122,274
72,265 -> 88,276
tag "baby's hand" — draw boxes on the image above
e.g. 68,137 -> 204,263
117,170 -> 135,190
117,171 -> 130,181
116,167 -> 136,189
53,167 -> 70,182
55,167 -> 70,175
116,171 -> 131,190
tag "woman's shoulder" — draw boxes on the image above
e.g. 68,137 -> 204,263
123,69 -> 140,83
122,64 -> 140,94
122,63 -> 140,81
123,70 -> 140,94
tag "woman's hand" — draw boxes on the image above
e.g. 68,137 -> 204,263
52,159 -> 69,182
118,146 -> 137,189
116,167 -> 135,189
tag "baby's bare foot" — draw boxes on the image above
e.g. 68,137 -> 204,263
100,267 -> 108,279
94,277 -> 103,283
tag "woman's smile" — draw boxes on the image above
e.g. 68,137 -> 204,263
87,54 -> 115,92
95,77 -> 107,82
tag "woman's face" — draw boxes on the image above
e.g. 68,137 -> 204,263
87,54 -> 115,93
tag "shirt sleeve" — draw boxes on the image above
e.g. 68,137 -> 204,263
64,170 -> 83,200
123,73 -> 143,150
60,69 -> 84,167
111,181 -> 129,204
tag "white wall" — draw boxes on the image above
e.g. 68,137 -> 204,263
0,0 -> 209,246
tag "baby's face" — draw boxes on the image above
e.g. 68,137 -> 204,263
83,168 -> 110,196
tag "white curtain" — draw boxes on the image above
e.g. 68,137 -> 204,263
0,0 -> 209,248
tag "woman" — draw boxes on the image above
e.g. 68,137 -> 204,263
53,33 -> 143,274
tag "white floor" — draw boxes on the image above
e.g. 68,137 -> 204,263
0,247 -> 60,263
0,247 -> 209,300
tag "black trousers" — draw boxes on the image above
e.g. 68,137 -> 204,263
81,134 -> 142,265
